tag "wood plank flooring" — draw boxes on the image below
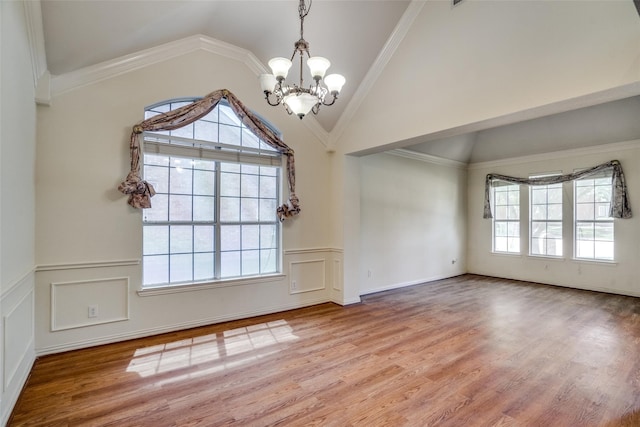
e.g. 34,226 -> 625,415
9,274 -> 640,426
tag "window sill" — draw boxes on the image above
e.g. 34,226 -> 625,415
527,255 -> 565,262
572,258 -> 618,267
137,273 -> 286,297
491,251 -> 522,258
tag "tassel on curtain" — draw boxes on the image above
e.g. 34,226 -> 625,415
118,89 -> 300,221
483,160 -> 632,219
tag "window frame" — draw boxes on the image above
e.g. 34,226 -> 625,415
492,182 -> 521,254
573,174 -> 615,262
140,98 -> 284,290
529,176 -> 563,258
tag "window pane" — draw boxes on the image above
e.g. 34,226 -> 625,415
594,241 -> 614,260
576,186 -> 593,203
145,165 -> 169,193
170,226 -> 193,254
507,189 -> 519,205
194,120 -> 218,143
143,225 -> 168,255
547,239 -> 562,256
219,124 -> 242,146
194,252 -> 214,281
193,196 -> 214,221
495,222 -> 508,237
576,203 -> 594,221
260,249 -> 277,273
193,159 -> 216,171
547,223 -> 562,239
507,222 -> 519,237
507,237 -> 520,252
548,187 -> 563,203
220,172 -> 240,197
548,204 -> 562,220
260,176 -> 277,198
260,225 -> 277,249
241,165 -> 260,175
169,195 -> 192,221
495,191 -> 507,205
219,104 -> 241,126
241,174 -> 259,198
595,203 -> 611,220
242,128 -> 260,148
577,223 -> 594,239
144,194 -> 168,222
507,206 -> 519,220
242,225 -> 260,250
170,254 -> 192,283
494,237 -> 507,252
221,225 -> 241,251
595,223 -> 614,241
221,251 -> 241,278
260,199 -> 277,221
531,222 -> 546,238
531,205 -> 546,220
532,188 -> 547,204
494,206 -> 507,220
220,197 -> 240,222
260,166 -> 278,177
242,250 -> 260,276
595,185 -> 611,202
241,198 -> 259,222
576,240 -> 594,258
531,238 -> 545,255
144,255 -> 168,285
193,170 -> 215,196
194,226 -> 214,252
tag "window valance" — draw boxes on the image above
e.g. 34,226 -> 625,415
118,89 -> 300,221
483,160 -> 632,219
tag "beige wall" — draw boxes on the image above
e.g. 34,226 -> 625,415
335,0 -> 640,154
359,152 -> 467,294
35,49 -> 338,354
467,140 -> 640,296
1,0 -> 37,423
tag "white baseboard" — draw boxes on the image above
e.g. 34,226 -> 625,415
359,273 -> 464,296
36,297 -> 331,356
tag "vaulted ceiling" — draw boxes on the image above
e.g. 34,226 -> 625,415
40,0 -> 411,133
38,0 -> 640,162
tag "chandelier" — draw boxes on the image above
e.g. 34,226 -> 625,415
259,0 -> 346,119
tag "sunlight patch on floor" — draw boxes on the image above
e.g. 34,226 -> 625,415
126,319 -> 298,378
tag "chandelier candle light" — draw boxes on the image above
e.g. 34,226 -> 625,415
259,0 -> 346,119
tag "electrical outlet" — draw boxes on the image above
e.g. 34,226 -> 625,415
291,280 -> 297,290
88,305 -> 98,318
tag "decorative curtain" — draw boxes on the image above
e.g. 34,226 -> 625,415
118,89 -> 300,221
483,159 -> 632,219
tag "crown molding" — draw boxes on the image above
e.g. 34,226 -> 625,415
51,35 -> 266,97
49,34 -> 329,146
23,0 -> 50,105
326,0 -> 425,150
387,149 -> 468,169
468,139 -> 640,170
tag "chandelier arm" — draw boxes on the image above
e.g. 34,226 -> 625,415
321,94 -> 338,107
264,93 -> 282,106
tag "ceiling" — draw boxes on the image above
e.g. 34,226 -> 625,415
39,0 -> 640,161
40,0 -> 411,133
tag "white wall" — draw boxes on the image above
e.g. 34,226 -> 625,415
467,140 -> 640,296
1,1 -> 37,424
359,152 -> 466,294
335,0 -> 640,154
34,47 -> 337,355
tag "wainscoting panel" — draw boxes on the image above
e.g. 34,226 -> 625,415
51,277 -> 129,331
289,259 -> 326,294
3,286 -> 34,391
1,269 -> 36,426
333,259 -> 342,292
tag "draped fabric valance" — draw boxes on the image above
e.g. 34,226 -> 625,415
118,89 -> 300,221
483,160 -> 632,219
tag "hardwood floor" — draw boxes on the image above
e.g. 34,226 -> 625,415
9,274 -> 640,426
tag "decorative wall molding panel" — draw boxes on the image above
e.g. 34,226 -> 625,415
51,277 -> 130,331
289,259 -> 326,294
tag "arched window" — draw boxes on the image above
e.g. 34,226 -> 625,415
141,98 -> 282,287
